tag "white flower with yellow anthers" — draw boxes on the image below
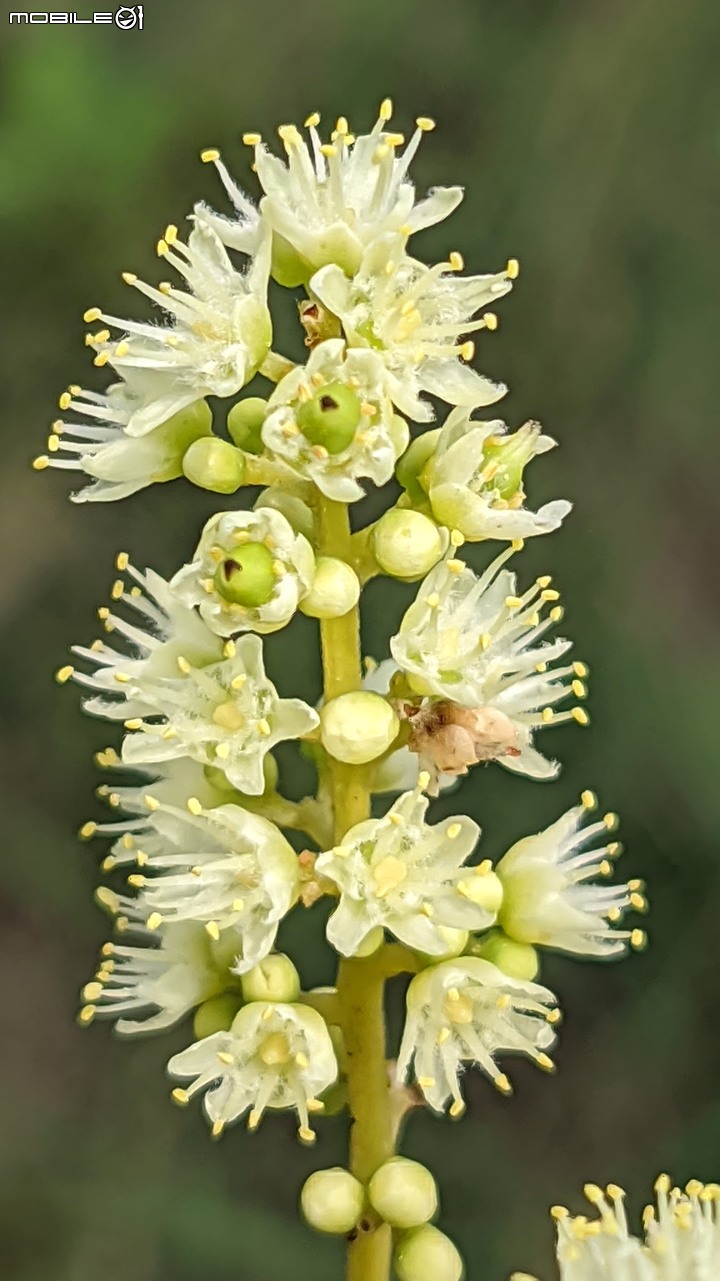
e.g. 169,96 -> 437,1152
513,1176 -> 720,1281
109,800 -> 299,972
78,920 -> 241,1035
390,540 -> 589,781
81,217 -> 272,439
32,385 -> 213,502
310,232 -> 514,422
315,780 -> 499,958
171,507 -> 315,637
423,409 -> 572,541
397,956 -> 559,1114
262,338 -> 409,502
117,633 -> 318,795
61,556 -> 223,722
197,101 -> 463,280
168,1001 -> 338,1141
497,794 -> 647,958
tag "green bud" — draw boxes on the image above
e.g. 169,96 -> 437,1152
193,993 -> 242,1039
300,557 -> 361,619
396,429 -> 441,503
227,397 -> 268,454
240,954 -> 301,1004
368,1158 -> 438,1229
415,926 -> 468,964
300,1167 -> 365,1236
353,925 -> 385,958
480,423 -> 541,500
255,489 -> 315,542
457,869 -> 504,915
394,1225 -> 464,1281
471,931 -> 539,981
182,437 -> 246,494
320,692 -> 400,765
371,510 -> 445,580
296,382 -> 362,455
271,231 -> 313,288
213,542 -> 276,607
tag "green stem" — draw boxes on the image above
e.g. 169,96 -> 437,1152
316,496 -> 393,1281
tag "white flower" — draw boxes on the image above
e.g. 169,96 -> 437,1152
515,1176 -> 720,1281
311,233 -> 513,422
390,544 -> 589,781
315,783 -> 497,958
79,920 -> 242,1035
197,102 -> 462,278
171,507 -> 315,636
118,634 -> 318,795
168,1002 -> 338,1140
262,339 -> 409,502
34,387 -> 213,502
497,795 -> 646,958
424,409 -> 572,541
397,956 -> 558,1115
107,800 -> 299,972
66,557 -> 223,722
80,217 -> 272,438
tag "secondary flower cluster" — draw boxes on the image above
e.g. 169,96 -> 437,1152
43,100 -> 650,1281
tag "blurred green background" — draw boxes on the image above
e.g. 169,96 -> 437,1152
2,0 -> 719,1277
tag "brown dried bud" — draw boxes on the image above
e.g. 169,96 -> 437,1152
298,299 -> 342,349
402,700 -> 520,794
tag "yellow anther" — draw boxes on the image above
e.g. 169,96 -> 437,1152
436,1027 -> 451,1046
335,115 -> 349,135
121,271 -> 137,284
111,579 -> 124,600
223,639 -> 236,659
93,351 -> 110,367
144,794 -> 160,810
505,595 -> 523,609
572,679 -> 587,698
449,1100 -> 465,1118
200,148 -> 220,163
448,251 -> 464,271
541,588 -> 561,602
304,112 -> 320,128
415,116 -> 436,131
205,921 -> 221,942
425,592 -> 440,608
231,898 -> 244,912
630,892 -> 647,911
298,1126 -> 316,1145
496,994 -> 511,1010
631,929 -> 646,950
114,341 -> 130,359
242,132 -> 262,146
230,674 -> 247,691
572,708 -> 590,726
550,605 -> 564,622
127,874 -> 144,889
584,1183 -> 604,1204
483,312 -> 498,331
156,239 -> 169,258
546,1008 -> 562,1025
417,770 -> 431,791
550,1206 -> 569,1221
187,797 -> 203,816
164,224 -> 178,245
477,860 -> 493,875
319,143 -> 337,158
535,661 -> 547,673
511,538 -> 525,552
602,812 -> 618,830
460,340 -> 475,361
146,912 -> 163,930
386,132 -> 405,147
495,1073 -> 512,1095
655,1174 -> 672,1195
449,529 -> 465,548
83,307 -> 102,323
606,1184 -> 625,1201
506,258 -> 520,279
211,1121 -> 225,1139
215,742 -> 230,760
176,655 -> 192,674
78,820 -> 97,840
541,707 -> 554,723
58,390 -> 73,410
573,661 -> 589,677
447,822 -> 462,840
480,632 -> 492,650
417,1076 -> 436,1090
447,559 -> 464,574
295,1052 -> 309,1068
216,1051 -> 234,1066
32,454 -> 50,471
379,97 -> 393,120
55,664 -> 75,684
124,718 -> 143,730
78,1005 -> 96,1025
536,1053 -> 555,1073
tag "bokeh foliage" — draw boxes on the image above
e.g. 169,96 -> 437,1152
2,1 -> 719,1277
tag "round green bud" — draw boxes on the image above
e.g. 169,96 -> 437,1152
271,231 -> 313,288
396,429 -> 441,503
255,488 -> 315,542
394,1225 -> 464,1281
300,1167 -> 365,1235
227,397 -> 268,454
240,953 -> 301,1004
213,542 -> 276,607
300,557 -> 361,619
320,691 -> 400,765
296,382 -> 362,454
368,1158 -> 438,1229
471,931 -> 539,981
193,993 -> 242,1039
458,869 -> 504,915
353,925 -> 385,958
371,510 -> 444,580
182,437 -> 246,494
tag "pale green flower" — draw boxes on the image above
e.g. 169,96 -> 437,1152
262,339 -> 408,502
512,1176 -> 720,1281
35,390 -> 213,502
397,956 -> 559,1115
316,783 -> 497,958
171,506 -> 316,637
168,1001 -> 338,1140
197,101 -> 462,279
311,233 -> 513,422
497,794 -> 646,958
390,545 -> 589,781
424,408 -> 571,541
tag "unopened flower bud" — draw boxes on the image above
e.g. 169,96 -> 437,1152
227,397 -> 268,454
416,926 -> 468,962
368,1158 -> 438,1229
271,231 -> 312,288
372,510 -> 445,580
320,691 -> 400,765
240,953 -> 301,1004
300,557 -> 361,619
296,382 -> 362,455
192,993 -> 242,1039
300,1167 -> 365,1235
353,925 -> 385,957
255,488 -> 315,542
182,437 -> 246,493
213,542 -> 277,607
458,869 -> 504,915
394,1225 -> 464,1281
470,932 -> 539,981
395,429 -> 441,503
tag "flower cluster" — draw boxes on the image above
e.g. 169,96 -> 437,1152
42,99 -> 652,1281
